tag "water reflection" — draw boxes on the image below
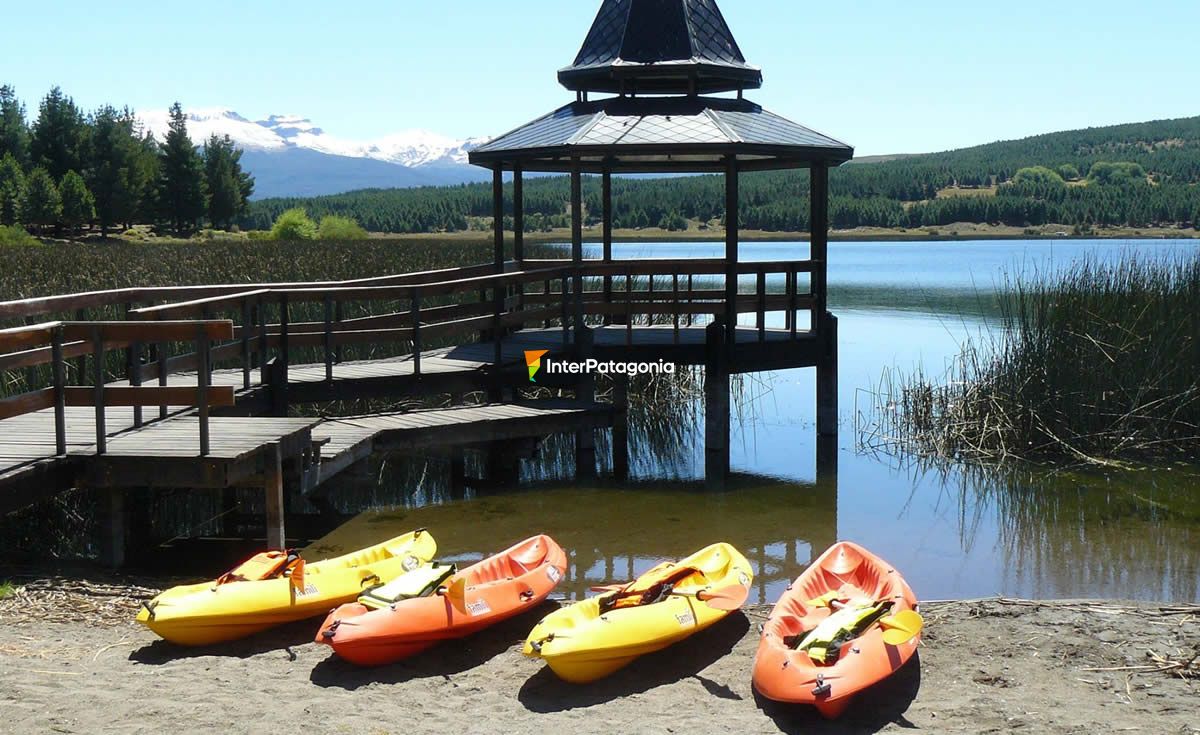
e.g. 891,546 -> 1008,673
306,475 -> 838,606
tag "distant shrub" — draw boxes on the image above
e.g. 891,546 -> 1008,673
0,224 -> 39,247
1056,163 -> 1081,181
318,215 -> 369,240
246,230 -> 272,241
270,207 -> 318,241
1087,161 -> 1147,186
657,211 -> 688,231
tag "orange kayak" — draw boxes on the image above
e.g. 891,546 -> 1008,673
316,535 -> 567,666
752,542 -> 920,719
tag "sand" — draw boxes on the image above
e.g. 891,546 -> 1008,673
0,590 -> 1197,735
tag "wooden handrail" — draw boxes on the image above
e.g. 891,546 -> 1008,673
0,263 -> 503,321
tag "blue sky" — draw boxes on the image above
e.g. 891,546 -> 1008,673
3,0 -> 1196,156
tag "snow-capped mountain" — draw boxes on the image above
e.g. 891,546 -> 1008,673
136,107 -> 492,198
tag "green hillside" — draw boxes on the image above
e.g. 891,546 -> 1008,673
243,116 -> 1200,234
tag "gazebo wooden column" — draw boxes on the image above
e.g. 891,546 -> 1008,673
492,167 -> 504,272
570,161 -> 584,330
569,160 -> 596,475
513,164 -> 524,266
724,155 -> 739,346
601,165 -> 614,325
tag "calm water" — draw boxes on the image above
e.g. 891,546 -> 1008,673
311,239 -> 1200,604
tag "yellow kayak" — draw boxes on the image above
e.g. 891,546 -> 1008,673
137,529 -> 436,646
524,542 -> 753,683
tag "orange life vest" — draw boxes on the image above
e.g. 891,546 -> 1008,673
217,550 -> 301,585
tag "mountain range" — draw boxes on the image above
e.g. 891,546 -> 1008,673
136,108 -> 492,198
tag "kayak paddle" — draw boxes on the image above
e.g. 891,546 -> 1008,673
878,609 -> 923,645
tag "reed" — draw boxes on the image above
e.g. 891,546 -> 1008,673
861,252 -> 1200,463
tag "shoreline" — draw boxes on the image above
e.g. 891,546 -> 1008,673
1,573 -> 1196,734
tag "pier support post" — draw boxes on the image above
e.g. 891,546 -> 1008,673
816,431 -> 838,483
264,443 -> 286,549
611,374 -> 629,481
704,320 -> 730,489
96,488 -> 127,568
449,448 -> 466,500
574,325 -> 596,478
817,314 -> 838,437
486,442 -> 521,487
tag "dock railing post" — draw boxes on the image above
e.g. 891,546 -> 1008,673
196,324 -> 211,456
125,302 -> 143,428
412,288 -> 422,377
323,294 -> 334,383
241,297 -> 252,391
51,326 -> 66,456
92,326 -> 106,454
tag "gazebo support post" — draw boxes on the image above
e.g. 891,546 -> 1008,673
811,162 -> 838,437
490,165 -> 505,401
602,165 -> 614,325
570,160 -> 595,476
513,164 -> 524,267
492,166 -> 504,272
570,161 -> 584,333
724,155 -> 739,349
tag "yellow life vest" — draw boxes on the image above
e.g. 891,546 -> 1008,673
359,563 -> 456,610
793,601 -> 891,664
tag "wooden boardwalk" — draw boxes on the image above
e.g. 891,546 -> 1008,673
0,254 -> 838,562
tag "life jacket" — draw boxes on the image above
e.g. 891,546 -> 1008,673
601,563 -> 705,611
359,563 -> 457,610
216,550 -> 302,585
789,600 -> 893,664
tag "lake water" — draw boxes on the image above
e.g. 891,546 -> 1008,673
312,239 -> 1200,605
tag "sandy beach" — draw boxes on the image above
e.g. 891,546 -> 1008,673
0,574 -> 1196,735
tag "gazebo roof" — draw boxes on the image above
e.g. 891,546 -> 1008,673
469,96 -> 853,173
558,0 -> 762,95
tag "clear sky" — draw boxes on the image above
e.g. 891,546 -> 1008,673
3,0 -> 1196,156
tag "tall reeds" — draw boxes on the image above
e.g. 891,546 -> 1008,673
862,252 -> 1200,463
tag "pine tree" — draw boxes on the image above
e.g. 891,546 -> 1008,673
88,106 -> 146,236
59,170 -> 95,234
0,86 -> 30,167
0,154 -> 24,226
156,103 -> 206,234
30,87 -> 88,181
21,167 -> 61,232
202,134 -> 253,229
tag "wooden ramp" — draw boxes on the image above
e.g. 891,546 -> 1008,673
302,400 -> 612,492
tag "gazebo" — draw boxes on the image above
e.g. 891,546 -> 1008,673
468,0 -> 852,479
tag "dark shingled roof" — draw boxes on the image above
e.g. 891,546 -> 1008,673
469,97 -> 853,172
559,0 -> 763,94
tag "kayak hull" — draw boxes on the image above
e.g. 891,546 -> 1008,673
752,541 -> 920,719
136,530 -> 437,646
525,542 -> 753,684
317,534 -> 567,666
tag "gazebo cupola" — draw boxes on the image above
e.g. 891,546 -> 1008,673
557,0 -> 763,96
469,0 -> 852,385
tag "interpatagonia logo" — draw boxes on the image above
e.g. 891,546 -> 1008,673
525,350 -> 549,382
523,348 -> 676,382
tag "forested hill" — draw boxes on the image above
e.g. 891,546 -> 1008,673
242,115 -> 1200,234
